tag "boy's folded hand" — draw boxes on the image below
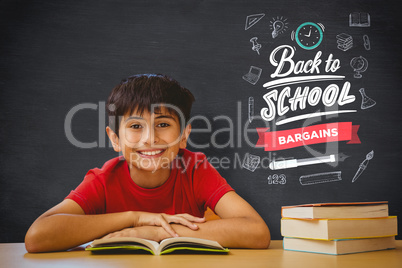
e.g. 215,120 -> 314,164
133,212 -> 206,238
101,226 -> 165,242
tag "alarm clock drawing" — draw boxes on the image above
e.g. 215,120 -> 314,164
294,22 -> 324,50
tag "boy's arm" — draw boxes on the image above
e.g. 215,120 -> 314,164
25,199 -> 204,253
25,199 -> 132,253
173,191 -> 270,248
107,191 -> 271,249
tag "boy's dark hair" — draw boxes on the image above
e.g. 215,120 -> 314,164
106,74 -> 195,135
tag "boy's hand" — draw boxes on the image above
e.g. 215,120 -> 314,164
133,212 -> 205,238
101,226 -> 168,242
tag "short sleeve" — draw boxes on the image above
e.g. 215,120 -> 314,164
192,158 -> 234,212
65,170 -> 106,214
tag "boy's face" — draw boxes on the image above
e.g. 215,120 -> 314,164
107,106 -> 190,173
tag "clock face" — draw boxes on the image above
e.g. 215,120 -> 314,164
295,22 -> 323,50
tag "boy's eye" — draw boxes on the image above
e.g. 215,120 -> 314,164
130,124 -> 143,129
157,123 -> 170,128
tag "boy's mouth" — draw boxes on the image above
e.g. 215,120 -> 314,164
136,149 -> 166,157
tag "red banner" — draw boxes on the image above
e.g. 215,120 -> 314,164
256,122 -> 360,151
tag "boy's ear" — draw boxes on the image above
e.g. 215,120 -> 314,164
179,124 -> 192,149
106,126 -> 121,152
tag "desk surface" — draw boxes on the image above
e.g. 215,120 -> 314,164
1,240 -> 402,268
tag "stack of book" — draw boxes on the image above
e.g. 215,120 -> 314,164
336,33 -> 353,51
281,201 -> 397,255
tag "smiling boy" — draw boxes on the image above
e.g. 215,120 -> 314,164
25,74 -> 270,253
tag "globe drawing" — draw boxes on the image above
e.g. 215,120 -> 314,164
350,56 -> 368,78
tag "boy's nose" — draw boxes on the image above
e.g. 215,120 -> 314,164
140,127 -> 159,146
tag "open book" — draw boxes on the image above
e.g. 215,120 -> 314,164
86,236 -> 229,255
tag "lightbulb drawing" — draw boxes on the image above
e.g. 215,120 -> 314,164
270,16 -> 289,38
272,21 -> 284,38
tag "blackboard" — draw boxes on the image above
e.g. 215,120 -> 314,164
1,0 -> 401,242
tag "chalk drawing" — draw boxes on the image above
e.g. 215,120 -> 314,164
276,110 -> 357,126
363,35 -> 371,50
269,154 -> 336,170
248,97 -> 254,123
349,12 -> 370,27
299,171 -> 342,186
270,16 -> 289,38
268,174 -> 287,185
242,153 -> 260,172
359,88 -> 376,109
336,33 -> 353,51
352,150 -> 374,183
245,13 -> 265,30
350,56 -> 368,78
250,37 -> 262,55
242,66 -> 262,85
337,153 -> 350,162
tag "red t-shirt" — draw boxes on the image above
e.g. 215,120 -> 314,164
65,149 -> 233,217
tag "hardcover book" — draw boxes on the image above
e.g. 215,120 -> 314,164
283,236 -> 396,255
281,216 -> 397,240
281,201 -> 389,219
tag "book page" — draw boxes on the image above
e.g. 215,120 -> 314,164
158,237 -> 224,253
90,237 -> 160,253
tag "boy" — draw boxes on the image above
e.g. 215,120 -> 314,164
25,74 -> 270,253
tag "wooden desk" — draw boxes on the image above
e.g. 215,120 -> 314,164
1,240 -> 402,268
